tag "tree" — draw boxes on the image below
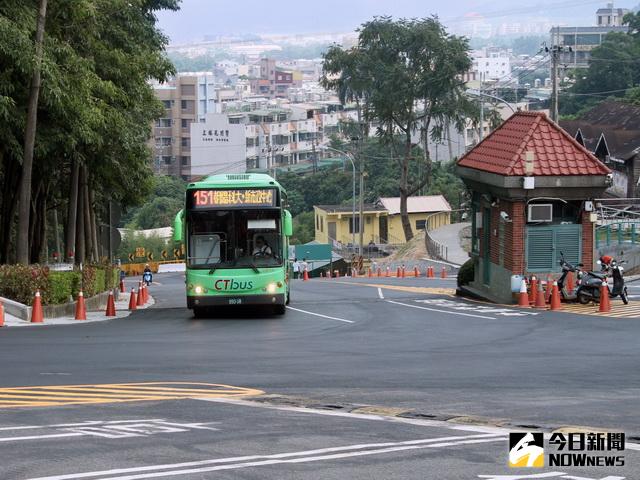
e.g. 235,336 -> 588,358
322,17 -> 474,241
16,0 -> 47,264
560,12 -> 640,116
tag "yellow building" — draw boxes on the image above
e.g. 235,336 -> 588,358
314,195 -> 451,245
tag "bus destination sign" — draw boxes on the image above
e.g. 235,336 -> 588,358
192,189 -> 276,208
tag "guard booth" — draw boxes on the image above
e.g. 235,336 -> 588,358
456,111 -> 612,303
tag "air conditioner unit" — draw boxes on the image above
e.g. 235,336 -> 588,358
528,204 -> 553,222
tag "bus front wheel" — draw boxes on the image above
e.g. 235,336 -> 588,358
273,304 -> 286,315
193,307 -> 207,318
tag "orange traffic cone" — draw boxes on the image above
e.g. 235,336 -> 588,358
377,268 -> 382,277
0,300 -> 4,327
386,267 -> 390,277
599,282 -> 612,313
105,290 -> 116,317
119,278 -> 125,293
550,281 -> 562,311
517,279 -> 530,307
545,275 -> 553,303
396,267 -> 401,278
529,276 -> 538,306
128,288 -> 137,311
401,267 -> 406,278
566,271 -> 575,295
368,268 -> 372,278
31,290 -> 44,323
303,270 -> 309,281
75,291 -> 87,321
534,280 -> 547,309
136,287 -> 144,307
440,266 -> 447,279
414,266 -> 419,277
428,266 -> 436,278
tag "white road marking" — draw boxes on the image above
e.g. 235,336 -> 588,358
0,419 -> 218,442
386,299 -> 496,319
415,299 -> 540,317
377,288 -> 384,299
25,434 -> 503,480
286,306 -> 354,323
0,432 -> 84,442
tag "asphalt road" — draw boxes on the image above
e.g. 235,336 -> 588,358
0,271 -> 638,479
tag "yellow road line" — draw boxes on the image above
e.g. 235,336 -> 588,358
333,281 -> 456,297
0,382 -> 264,409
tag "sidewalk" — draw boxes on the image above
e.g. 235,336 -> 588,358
1,292 -> 154,328
428,222 -> 470,266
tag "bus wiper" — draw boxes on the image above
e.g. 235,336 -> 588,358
249,263 -> 260,274
208,267 -> 217,275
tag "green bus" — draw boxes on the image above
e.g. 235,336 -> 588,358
173,173 -> 293,316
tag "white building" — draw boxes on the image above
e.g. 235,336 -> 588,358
472,53 -> 511,82
190,113 -> 246,178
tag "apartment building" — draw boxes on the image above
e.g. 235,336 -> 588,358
188,103 -> 358,178
551,3 -> 629,69
249,58 -> 301,99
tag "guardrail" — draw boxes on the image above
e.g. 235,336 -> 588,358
596,222 -> 640,248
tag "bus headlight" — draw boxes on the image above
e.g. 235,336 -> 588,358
267,283 -> 277,293
194,285 -> 204,294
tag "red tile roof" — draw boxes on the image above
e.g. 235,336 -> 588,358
457,111 -> 611,176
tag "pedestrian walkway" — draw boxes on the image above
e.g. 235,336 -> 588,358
428,222 -> 470,266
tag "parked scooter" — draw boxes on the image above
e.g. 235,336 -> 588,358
574,254 -> 629,305
557,253 -> 583,301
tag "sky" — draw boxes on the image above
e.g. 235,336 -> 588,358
156,0 -> 637,44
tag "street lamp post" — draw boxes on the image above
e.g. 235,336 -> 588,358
322,146 -> 357,251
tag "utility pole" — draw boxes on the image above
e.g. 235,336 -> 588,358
551,26 -> 559,122
479,77 -> 484,142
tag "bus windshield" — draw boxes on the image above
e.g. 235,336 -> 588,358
187,209 -> 282,269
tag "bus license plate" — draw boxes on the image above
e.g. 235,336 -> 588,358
228,298 -> 242,305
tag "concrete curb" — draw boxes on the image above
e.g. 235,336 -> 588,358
2,289 -> 121,323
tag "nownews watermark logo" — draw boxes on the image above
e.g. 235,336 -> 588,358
509,432 -> 545,467
508,431 -> 625,469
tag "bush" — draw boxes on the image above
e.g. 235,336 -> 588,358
0,264 -> 116,305
48,271 -> 82,304
457,259 -> 475,287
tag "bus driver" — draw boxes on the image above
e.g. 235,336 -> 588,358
252,235 -> 273,257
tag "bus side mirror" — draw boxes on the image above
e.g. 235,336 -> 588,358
283,210 -> 293,237
173,210 -> 184,242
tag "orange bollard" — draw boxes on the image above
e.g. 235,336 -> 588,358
0,300 -> 4,327
75,291 -> 87,321
128,288 -> 137,311
534,280 -> 547,309
105,290 -> 116,317
303,270 -> 309,281
440,266 -> 447,279
599,282 -> 612,313
401,267 -> 406,278
414,266 -> 419,277
529,276 -> 538,306
31,290 -> 44,323
396,267 -> 401,278
566,271 -> 575,295
517,279 -> 530,308
549,281 -> 562,311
